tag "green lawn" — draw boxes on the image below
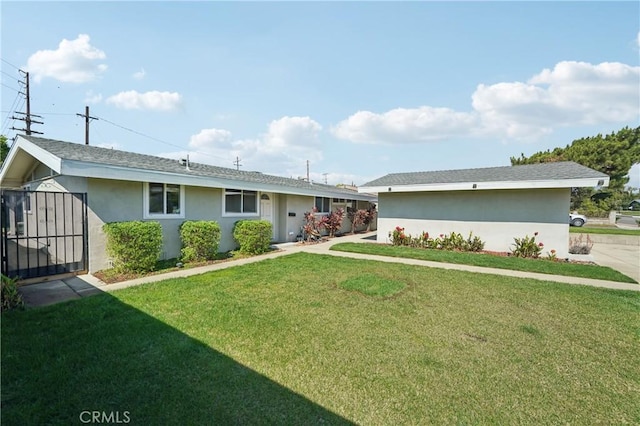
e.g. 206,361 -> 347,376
330,242 -> 637,283
617,210 -> 640,217
2,253 -> 639,424
571,225 -> 640,235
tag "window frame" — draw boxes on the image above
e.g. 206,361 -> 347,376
143,182 -> 185,219
314,196 -> 331,214
222,188 -> 259,217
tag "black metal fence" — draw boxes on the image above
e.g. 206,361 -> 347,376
1,190 -> 88,280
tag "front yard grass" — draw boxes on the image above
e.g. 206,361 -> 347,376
330,242 -> 637,283
2,253 -> 639,424
570,225 -> 640,235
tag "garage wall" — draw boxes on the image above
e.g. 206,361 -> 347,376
377,188 -> 572,257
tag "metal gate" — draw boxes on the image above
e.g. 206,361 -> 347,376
1,190 -> 88,280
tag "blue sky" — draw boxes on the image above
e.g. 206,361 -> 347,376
2,1 -> 639,187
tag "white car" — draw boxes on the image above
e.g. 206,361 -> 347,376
569,213 -> 587,227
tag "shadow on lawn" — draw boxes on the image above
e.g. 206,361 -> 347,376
1,293 -> 353,425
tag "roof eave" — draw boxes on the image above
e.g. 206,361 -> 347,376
359,177 -> 610,193
61,160 -> 375,201
0,136 -> 62,187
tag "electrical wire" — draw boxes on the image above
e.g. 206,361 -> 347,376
1,58 -> 21,71
95,115 -> 233,164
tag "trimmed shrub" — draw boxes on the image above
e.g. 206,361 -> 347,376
180,220 -> 221,262
103,221 -> 163,273
233,220 -> 273,254
1,274 -> 24,312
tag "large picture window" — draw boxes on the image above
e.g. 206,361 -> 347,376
144,183 -> 184,218
224,189 -> 258,215
315,197 -> 330,213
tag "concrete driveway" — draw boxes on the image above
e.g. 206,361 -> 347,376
590,241 -> 639,283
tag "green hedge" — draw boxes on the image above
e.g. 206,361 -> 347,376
103,221 -> 163,273
180,220 -> 221,262
233,220 -> 273,254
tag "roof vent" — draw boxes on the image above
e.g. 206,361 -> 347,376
180,155 -> 190,171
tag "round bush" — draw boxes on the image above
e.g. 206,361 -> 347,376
179,221 -> 221,262
233,220 -> 273,254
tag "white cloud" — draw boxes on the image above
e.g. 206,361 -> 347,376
160,116 -> 324,175
334,61 -> 640,143
26,34 -> 107,83
84,90 -> 103,104
332,107 -> 478,144
133,68 -> 146,80
475,61 -> 639,137
637,31 -> 640,48
105,90 -> 182,111
189,128 -> 232,149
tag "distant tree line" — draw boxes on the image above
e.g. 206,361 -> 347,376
510,126 -> 640,216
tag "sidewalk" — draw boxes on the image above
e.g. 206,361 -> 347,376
17,231 -> 639,307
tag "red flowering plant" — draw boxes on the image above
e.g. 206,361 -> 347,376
511,232 -> 544,258
546,249 -> 558,261
390,226 -> 409,246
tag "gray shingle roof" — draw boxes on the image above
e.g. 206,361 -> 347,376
362,161 -> 608,187
23,136 -> 375,200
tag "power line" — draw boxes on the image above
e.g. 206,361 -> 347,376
0,82 -> 20,93
1,65 -> 23,136
1,93 -> 23,134
1,70 -> 20,81
11,71 -> 43,135
1,58 -> 21,71
94,115 -> 232,164
76,105 -> 98,145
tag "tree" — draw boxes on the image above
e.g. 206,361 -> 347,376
510,126 -> 640,214
0,135 -> 9,166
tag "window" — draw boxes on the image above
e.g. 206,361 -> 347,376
144,183 -> 184,218
332,198 -> 353,207
224,189 -> 258,215
315,197 -> 330,213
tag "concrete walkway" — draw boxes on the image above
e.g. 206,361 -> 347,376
18,231 -> 639,307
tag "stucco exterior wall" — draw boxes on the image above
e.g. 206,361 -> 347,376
19,173 -> 370,272
281,194 -> 314,242
377,188 -> 572,257
85,178 -> 145,271
85,182 -> 273,271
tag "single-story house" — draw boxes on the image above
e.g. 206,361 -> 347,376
358,162 -> 609,258
0,135 -> 376,275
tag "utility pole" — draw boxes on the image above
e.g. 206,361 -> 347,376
306,160 -> 310,182
76,106 -> 98,145
11,71 -> 43,135
233,156 -> 242,170
322,173 -> 328,184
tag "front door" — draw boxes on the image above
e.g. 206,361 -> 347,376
260,193 -> 275,239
